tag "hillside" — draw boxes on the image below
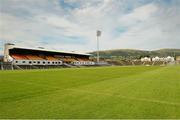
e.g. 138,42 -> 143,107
90,49 -> 180,59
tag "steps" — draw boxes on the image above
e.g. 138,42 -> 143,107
13,65 -> 23,70
63,63 -> 76,68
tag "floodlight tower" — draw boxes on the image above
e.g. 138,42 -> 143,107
3,38 -> 8,62
96,30 -> 101,63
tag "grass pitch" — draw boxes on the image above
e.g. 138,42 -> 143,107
0,66 -> 180,119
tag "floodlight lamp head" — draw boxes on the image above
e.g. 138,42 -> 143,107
97,30 -> 101,37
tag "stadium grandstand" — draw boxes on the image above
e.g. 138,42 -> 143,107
2,43 -> 95,69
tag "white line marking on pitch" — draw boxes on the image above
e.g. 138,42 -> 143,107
67,88 -> 180,107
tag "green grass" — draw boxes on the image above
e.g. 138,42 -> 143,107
0,66 -> 180,119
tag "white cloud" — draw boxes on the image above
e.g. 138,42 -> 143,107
112,3 -> 180,50
119,3 -> 158,27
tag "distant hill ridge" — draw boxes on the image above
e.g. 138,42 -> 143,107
90,48 -> 180,59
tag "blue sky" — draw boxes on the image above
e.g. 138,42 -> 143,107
0,0 -> 180,54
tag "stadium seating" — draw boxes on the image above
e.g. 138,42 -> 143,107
46,56 -> 59,61
26,55 -> 45,60
63,58 -> 76,62
11,54 -> 28,60
77,58 -> 90,61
